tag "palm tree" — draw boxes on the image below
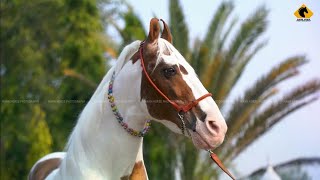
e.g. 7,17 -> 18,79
107,1 -> 320,179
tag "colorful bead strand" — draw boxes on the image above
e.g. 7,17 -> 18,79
107,72 -> 151,137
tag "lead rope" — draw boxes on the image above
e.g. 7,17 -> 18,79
208,150 -> 236,180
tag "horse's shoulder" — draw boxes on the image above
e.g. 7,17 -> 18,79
28,152 -> 65,180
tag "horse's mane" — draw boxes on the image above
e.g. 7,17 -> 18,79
63,41 -> 142,163
88,40 -> 142,100
114,40 -> 141,75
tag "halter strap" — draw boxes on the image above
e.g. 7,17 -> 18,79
139,41 -> 212,113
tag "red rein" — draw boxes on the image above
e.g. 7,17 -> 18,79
139,41 -> 235,179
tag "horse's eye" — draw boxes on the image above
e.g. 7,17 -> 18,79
163,67 -> 176,78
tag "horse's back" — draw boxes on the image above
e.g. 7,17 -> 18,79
29,152 -> 65,180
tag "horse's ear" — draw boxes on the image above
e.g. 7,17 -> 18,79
147,18 -> 160,43
160,19 -> 172,44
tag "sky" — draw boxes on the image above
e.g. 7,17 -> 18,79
124,0 -> 320,178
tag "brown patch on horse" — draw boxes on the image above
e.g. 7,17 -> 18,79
140,18 -> 206,130
129,161 -> 147,180
131,51 -> 140,64
28,158 -> 61,180
120,161 -> 147,180
179,64 -> 188,75
140,60 -> 200,129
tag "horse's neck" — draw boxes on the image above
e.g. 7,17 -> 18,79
58,63 -> 147,179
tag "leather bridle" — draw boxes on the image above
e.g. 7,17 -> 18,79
139,41 -> 235,180
139,41 -> 212,134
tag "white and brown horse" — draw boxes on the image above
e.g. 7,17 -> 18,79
29,18 -> 228,180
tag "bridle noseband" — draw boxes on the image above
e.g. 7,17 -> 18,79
139,41 -> 212,135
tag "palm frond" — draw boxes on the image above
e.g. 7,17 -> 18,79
225,6 -> 268,62
169,0 -> 189,56
190,2 -> 233,76
224,80 -> 320,161
213,6 -> 268,106
228,41 -> 267,85
202,1 -> 234,59
227,88 -> 277,144
189,37 -> 201,69
217,17 -> 238,51
226,56 -> 307,137
194,44 -> 212,75
216,40 -> 267,107
201,53 -> 223,88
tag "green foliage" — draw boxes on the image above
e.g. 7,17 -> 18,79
169,0 -> 189,56
55,0 -> 108,149
106,4 -> 146,50
1,0 -> 110,179
144,124 -> 178,180
121,10 -> 146,47
26,105 -> 53,169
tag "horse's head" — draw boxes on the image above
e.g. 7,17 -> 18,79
138,18 -> 227,150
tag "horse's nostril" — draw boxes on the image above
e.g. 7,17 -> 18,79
208,121 -> 219,134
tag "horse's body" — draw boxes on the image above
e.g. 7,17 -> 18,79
29,19 -> 227,180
